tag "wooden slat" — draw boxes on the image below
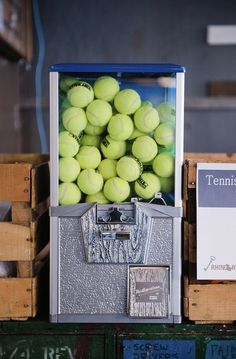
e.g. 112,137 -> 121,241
188,283 -> 236,321
0,222 -> 32,261
0,154 -> 49,204
17,261 -> 34,278
31,163 -> 50,208
11,197 -> 49,225
0,153 -> 49,165
0,163 -> 31,202
11,202 -> 33,224
31,277 -> 38,317
0,278 -> 34,318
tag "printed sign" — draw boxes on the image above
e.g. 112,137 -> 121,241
205,340 -> 236,359
123,339 -> 195,359
197,163 -> 236,280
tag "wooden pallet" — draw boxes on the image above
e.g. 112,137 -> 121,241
183,153 -> 236,323
0,153 -> 49,320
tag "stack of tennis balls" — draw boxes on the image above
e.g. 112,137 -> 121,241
58,74 -> 176,205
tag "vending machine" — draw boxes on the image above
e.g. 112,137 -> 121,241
50,64 -> 185,323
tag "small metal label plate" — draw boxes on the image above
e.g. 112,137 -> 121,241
123,339 -> 195,359
128,266 -> 170,318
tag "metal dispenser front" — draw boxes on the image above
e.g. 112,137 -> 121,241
50,64 -> 185,323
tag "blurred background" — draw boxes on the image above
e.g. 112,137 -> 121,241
0,0 -> 236,154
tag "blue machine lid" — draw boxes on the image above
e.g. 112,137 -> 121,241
49,63 -> 185,73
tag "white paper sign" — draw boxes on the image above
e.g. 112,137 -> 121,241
197,163 -> 236,280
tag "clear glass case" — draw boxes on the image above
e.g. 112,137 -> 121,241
51,64 -> 184,209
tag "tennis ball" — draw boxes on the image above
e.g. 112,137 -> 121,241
159,176 -> 174,193
98,159 -> 117,180
141,100 -> 153,107
59,182 -> 81,205
59,131 -> 80,157
156,102 -> 176,124
86,99 -> 112,127
80,134 -> 101,148
76,145 -> 101,169
152,152 -> 174,178
59,96 -> 71,125
93,76 -> 120,101
116,156 -> 143,182
100,135 -> 126,159
128,127 -> 146,140
107,114 -> 134,141
104,177 -> 130,202
62,107 -> 87,136
154,123 -> 175,147
134,172 -> 161,200
59,77 -> 79,92
134,105 -> 160,133
77,169 -> 104,195
59,157 -> 80,182
67,81 -> 94,108
114,89 -> 141,115
85,191 -> 109,204
84,122 -> 107,135
132,135 -> 158,163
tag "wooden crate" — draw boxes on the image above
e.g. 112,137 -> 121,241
0,153 -> 49,320
183,152 -> 236,223
0,243 -> 49,320
183,153 -> 236,323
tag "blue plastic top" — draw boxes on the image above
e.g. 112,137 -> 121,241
49,63 -> 185,73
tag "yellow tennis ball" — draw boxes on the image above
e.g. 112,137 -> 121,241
114,89 -> 141,115
104,177 -> 130,202
80,134 -> 102,148
59,131 -> 80,157
152,152 -> 174,178
128,127 -> 146,140
76,145 -> 101,169
86,99 -> 112,127
85,191 -> 109,204
100,135 -> 127,159
77,169 -> 104,195
98,159 -> 117,180
59,182 -> 81,205
134,172 -> 161,200
59,157 -> 80,182
107,114 -> 134,141
134,105 -> 160,133
62,107 -> 87,136
59,77 -> 79,92
159,176 -> 174,193
93,76 -> 120,101
132,135 -> 158,163
67,81 -> 94,108
156,102 -> 176,124
116,156 -> 143,182
84,122 -> 107,135
154,123 -> 175,148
